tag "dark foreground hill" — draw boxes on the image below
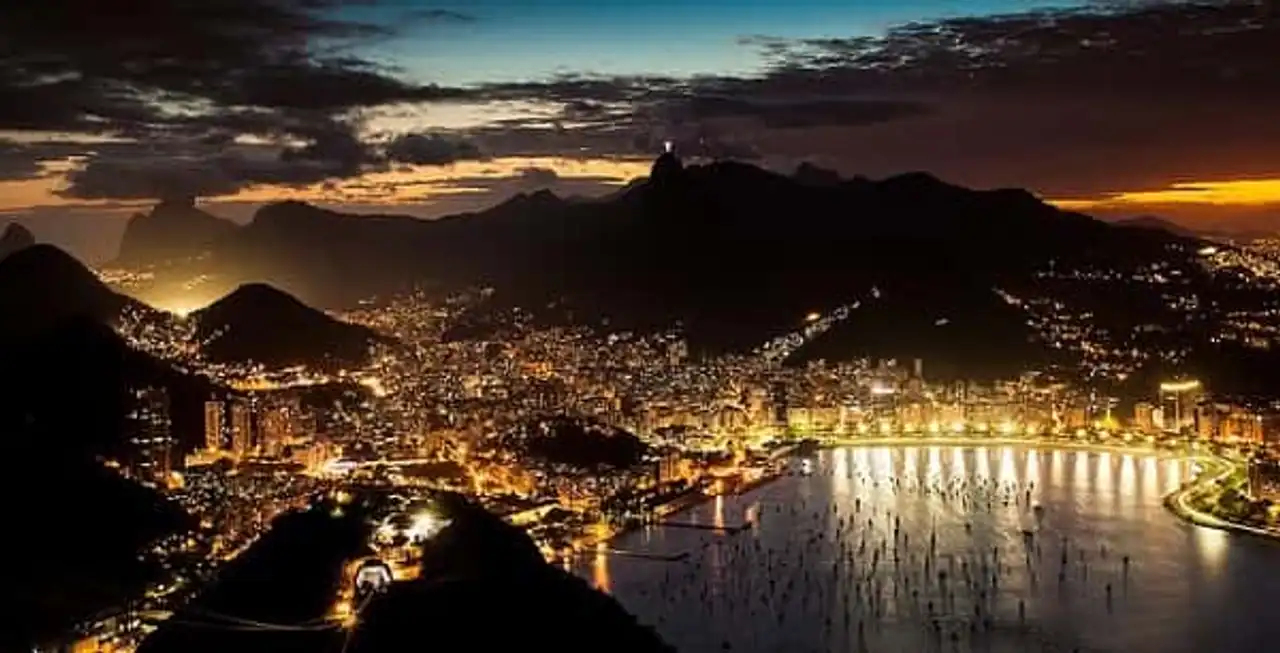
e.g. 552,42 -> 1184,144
8,448 -> 190,651
137,501 -> 368,653
135,493 -> 670,653
350,493 -> 673,653
0,244 -> 137,340
501,416 -> 651,471
191,283 -> 385,370
0,221 -> 34,260
0,317 -> 217,455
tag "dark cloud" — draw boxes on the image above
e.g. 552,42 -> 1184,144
455,1 -> 1280,201
385,133 -> 484,165
743,0 -> 1279,97
0,140 -> 51,181
514,167 -> 559,189
56,128 -> 391,200
392,167 -> 628,206
407,9 -> 476,23
0,0 -> 473,198
0,1 -> 446,131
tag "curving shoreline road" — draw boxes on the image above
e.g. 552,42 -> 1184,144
808,436 -> 1280,542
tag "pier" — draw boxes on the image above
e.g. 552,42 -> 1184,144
655,520 -> 751,534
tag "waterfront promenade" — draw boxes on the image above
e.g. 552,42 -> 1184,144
810,432 -> 1280,541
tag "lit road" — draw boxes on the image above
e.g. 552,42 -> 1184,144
1167,456 -> 1280,539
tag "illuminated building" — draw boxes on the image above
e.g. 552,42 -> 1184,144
1220,406 -> 1264,444
126,386 -> 173,486
204,400 -> 225,451
1195,404 -> 1218,440
1133,402 -> 1155,431
1159,379 -> 1203,434
230,398 -> 254,458
1247,458 -> 1280,501
259,402 -> 294,458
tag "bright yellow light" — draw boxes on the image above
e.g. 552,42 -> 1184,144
360,377 -> 388,398
805,312 -> 821,322
1050,178 -> 1280,209
999,421 -> 1016,435
951,421 -> 965,433
928,421 -> 941,434
1160,380 -> 1202,393
152,296 -> 212,318
407,510 -> 450,541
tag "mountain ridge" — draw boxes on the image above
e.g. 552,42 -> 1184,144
0,243 -> 140,340
191,282 -> 386,370
116,195 -> 238,266
0,221 -> 35,260
109,155 -> 1207,373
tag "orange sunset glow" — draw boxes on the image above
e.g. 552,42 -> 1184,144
0,156 -> 654,213
1052,179 -> 1280,212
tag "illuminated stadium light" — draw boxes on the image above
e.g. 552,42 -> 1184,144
407,511 -> 451,542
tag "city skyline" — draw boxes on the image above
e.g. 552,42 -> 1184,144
3,0 -> 1280,262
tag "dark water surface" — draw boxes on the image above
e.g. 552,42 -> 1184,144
575,446 -> 1280,653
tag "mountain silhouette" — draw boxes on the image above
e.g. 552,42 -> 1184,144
0,316 -> 217,456
116,195 -> 238,266
792,161 -> 844,186
348,494 -> 674,653
191,283 -> 385,370
0,244 -> 142,340
1115,215 -> 1199,238
0,221 -> 34,260
9,446 -> 189,651
123,153 -> 1202,374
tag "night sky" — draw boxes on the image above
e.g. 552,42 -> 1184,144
1,0 -> 1278,261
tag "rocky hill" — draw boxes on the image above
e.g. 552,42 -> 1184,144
191,283 -> 385,370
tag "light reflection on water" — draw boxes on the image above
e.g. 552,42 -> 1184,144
577,447 -> 1280,653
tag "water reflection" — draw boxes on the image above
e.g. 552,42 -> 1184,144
1120,454 -> 1137,511
591,542 -> 610,593
832,447 -> 849,497
580,446 -> 1280,653
1194,526 -> 1229,574
998,446 -> 1016,486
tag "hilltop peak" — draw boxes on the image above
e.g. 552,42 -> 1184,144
0,222 -> 35,260
208,282 -> 303,309
191,282 -> 383,370
793,162 -> 843,186
650,150 -> 684,185
116,196 -> 238,266
0,244 -> 132,340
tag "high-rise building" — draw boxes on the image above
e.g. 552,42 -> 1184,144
1159,379 -> 1203,433
204,400 -> 225,451
229,399 -> 254,458
127,387 -> 173,486
1195,404 -> 1218,440
1133,402 -> 1155,432
259,397 -> 301,458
